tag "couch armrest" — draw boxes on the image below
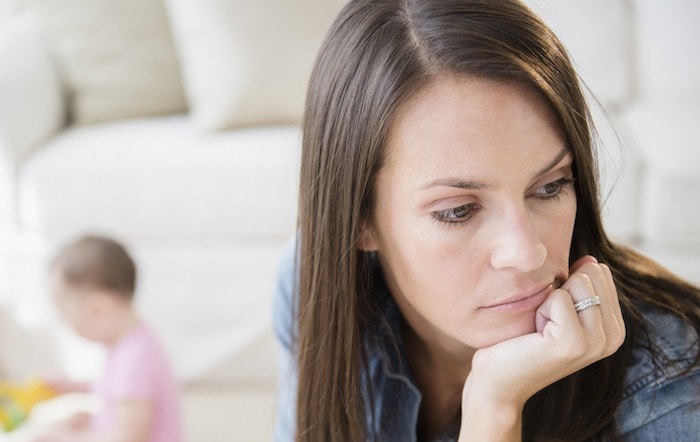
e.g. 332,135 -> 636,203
0,12 -> 65,232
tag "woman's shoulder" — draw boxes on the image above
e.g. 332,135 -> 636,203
625,306 -> 699,387
616,306 -> 700,436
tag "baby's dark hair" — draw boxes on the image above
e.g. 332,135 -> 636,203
51,235 -> 137,301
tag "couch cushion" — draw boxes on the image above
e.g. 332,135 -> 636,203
163,0 -> 346,131
25,0 -> 187,124
18,116 -> 300,241
591,104 -> 643,244
133,242 -> 283,383
0,13 -> 65,232
0,13 -> 63,159
633,0 -> 700,101
620,103 -> 700,248
523,0 -> 632,106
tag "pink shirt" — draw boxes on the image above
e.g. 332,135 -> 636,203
92,324 -> 182,442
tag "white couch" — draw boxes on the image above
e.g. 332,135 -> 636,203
0,0 -> 344,440
0,1 -> 698,441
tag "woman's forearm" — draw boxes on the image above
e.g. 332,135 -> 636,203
458,376 -> 523,442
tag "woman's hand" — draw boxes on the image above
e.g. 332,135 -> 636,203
458,256 -> 626,440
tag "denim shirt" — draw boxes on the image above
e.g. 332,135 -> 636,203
272,239 -> 700,441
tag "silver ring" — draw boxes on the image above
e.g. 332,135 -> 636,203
573,296 -> 601,312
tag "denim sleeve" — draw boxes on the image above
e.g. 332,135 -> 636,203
272,236 -> 298,442
618,368 -> 700,441
621,401 -> 700,441
615,305 -> 700,441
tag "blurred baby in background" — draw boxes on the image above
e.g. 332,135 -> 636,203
36,235 -> 182,442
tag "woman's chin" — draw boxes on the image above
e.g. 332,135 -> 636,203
465,316 -> 537,349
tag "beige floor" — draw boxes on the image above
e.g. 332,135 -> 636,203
183,384 -> 277,442
1,385 -> 277,442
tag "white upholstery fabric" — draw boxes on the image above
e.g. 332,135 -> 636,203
523,0 -> 632,106
633,0 -> 700,101
134,242 -> 283,382
620,103 -> 700,248
0,0 -> 20,27
25,0 -> 186,124
591,104 -> 643,243
164,0 -> 346,131
636,244 -> 700,286
17,117 -> 301,241
0,13 -> 63,160
0,13 -> 63,231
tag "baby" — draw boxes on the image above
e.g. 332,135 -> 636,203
39,235 -> 182,442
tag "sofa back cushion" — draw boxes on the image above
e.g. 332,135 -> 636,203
18,117 -> 301,240
164,0 -> 347,131
25,0 -> 187,125
523,0 -> 632,107
632,0 -> 700,101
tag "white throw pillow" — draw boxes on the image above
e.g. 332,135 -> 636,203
164,0 -> 347,131
633,0 -> 700,101
25,0 -> 187,125
523,0 -> 632,107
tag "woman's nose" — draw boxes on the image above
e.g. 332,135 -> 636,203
489,207 -> 547,272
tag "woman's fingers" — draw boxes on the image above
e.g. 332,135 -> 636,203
599,263 -> 626,350
536,287 -> 578,337
563,269 -> 604,332
569,254 -> 598,273
564,257 -> 625,358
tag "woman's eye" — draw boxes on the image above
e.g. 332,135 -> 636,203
432,203 -> 479,225
533,178 -> 573,200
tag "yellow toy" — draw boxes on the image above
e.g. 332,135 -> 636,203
0,378 -> 57,431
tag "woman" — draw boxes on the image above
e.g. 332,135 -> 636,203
273,0 -> 700,440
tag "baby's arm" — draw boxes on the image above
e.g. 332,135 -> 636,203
42,377 -> 91,394
33,399 -> 152,442
99,399 -> 152,442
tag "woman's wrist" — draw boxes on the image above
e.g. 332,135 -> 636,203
458,375 -> 524,441
459,399 -> 523,441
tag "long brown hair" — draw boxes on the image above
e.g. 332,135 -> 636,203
295,0 -> 700,440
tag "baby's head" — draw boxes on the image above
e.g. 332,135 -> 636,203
49,235 -> 137,343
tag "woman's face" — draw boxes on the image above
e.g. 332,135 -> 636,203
361,76 -> 577,352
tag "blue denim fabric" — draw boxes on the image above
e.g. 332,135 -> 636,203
615,307 -> 700,441
273,239 -> 700,441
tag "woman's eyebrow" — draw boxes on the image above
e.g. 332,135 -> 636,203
419,177 -> 493,191
419,146 -> 571,191
532,147 -> 571,180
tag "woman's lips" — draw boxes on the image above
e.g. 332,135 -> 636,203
481,284 -> 553,312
